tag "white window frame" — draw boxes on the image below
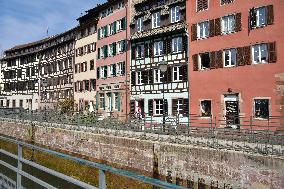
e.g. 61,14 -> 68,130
172,37 -> 182,53
154,41 -> 163,56
173,66 -> 182,82
221,14 -> 236,34
136,44 -> 145,59
117,62 -> 124,75
197,21 -> 209,39
223,48 -> 237,67
253,98 -> 270,119
255,7 -> 267,27
117,40 -> 125,54
154,69 -> 163,83
252,44 -> 268,64
108,65 -> 114,77
200,99 -> 212,118
152,12 -> 161,29
117,20 -> 122,31
171,6 -> 181,23
154,99 -> 164,116
177,99 -> 183,115
137,17 -> 144,32
136,71 -> 143,85
113,93 -> 119,110
99,94 -> 105,109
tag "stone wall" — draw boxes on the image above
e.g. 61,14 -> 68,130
0,120 -> 283,189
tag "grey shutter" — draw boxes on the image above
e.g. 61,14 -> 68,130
131,46 -> 136,60
249,8 -> 257,29
148,69 -> 154,84
130,100 -> 135,114
166,66 -> 172,83
182,35 -> 187,52
142,70 -> 149,84
131,72 -> 136,86
182,65 -> 188,81
172,99 -> 178,116
183,99 -> 189,117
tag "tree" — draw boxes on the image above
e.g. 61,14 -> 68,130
58,98 -> 74,114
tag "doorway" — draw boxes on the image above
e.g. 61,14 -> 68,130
224,94 -> 240,129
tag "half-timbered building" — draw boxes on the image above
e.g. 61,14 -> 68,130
0,40 -> 47,110
130,0 -> 189,123
38,29 -> 76,110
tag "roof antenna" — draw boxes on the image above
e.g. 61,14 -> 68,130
46,27 -> 49,37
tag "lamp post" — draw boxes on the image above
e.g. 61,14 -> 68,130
158,59 -> 167,132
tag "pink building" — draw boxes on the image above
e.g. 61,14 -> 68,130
94,0 -> 130,118
187,0 -> 284,129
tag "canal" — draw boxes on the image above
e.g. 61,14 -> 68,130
0,138 -> 153,189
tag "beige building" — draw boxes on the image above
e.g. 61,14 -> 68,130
74,15 -> 97,112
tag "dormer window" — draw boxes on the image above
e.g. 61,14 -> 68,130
152,12 -> 161,29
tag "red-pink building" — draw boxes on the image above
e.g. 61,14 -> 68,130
187,0 -> 284,129
95,0 -> 130,118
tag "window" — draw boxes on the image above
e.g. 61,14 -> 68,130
171,6 -> 181,23
0,100 -> 3,107
99,94 -> 105,109
6,100 -> 10,108
154,41 -> 163,56
19,100 -> 23,108
114,93 -> 119,110
136,71 -> 143,85
199,52 -> 210,69
221,0 -> 234,5
154,69 -> 163,83
152,12 -> 161,29
137,17 -> 144,32
117,17 -> 126,31
200,100 -> 211,117
155,99 -> 164,115
177,99 -> 184,115
253,7 -> 267,27
224,49 -> 237,67
117,40 -> 126,53
254,99 -> 269,119
100,66 -> 108,78
197,0 -> 208,12
197,21 -> 209,39
172,37 -> 182,53
252,44 -> 268,64
222,15 -> 235,34
108,65 -> 114,77
173,66 -> 182,81
90,60 -> 95,70
136,44 -> 145,58
117,62 -> 125,76
118,2 -> 125,9
12,100 -> 16,108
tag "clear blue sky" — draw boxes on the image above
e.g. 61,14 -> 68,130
0,0 -> 105,53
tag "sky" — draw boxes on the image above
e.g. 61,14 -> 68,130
0,0 -> 106,55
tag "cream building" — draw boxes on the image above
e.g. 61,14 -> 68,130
74,16 -> 97,112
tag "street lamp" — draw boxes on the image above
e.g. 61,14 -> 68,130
158,59 -> 167,132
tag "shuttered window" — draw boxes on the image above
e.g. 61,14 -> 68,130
197,21 -> 209,39
223,49 -> 237,67
252,44 -> 268,64
197,0 -> 208,12
221,0 -> 234,5
221,15 -> 236,34
250,5 -> 274,29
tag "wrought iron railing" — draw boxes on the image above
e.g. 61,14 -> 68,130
0,134 -> 188,189
0,109 -> 283,156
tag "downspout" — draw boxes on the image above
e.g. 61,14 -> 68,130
125,2 -> 129,119
186,28 -> 190,129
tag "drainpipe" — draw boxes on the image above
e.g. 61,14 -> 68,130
125,2 -> 129,119
186,28 -> 190,129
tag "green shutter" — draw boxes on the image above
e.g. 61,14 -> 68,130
117,93 -> 121,111
113,42 -> 116,56
104,45 -> 108,58
97,48 -> 100,59
103,94 -> 106,110
122,17 -> 126,30
98,28 -> 101,40
122,40 -> 126,52
113,22 -> 117,33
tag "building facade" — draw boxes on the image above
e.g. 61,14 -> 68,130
74,15 -> 97,112
0,40 -> 47,110
94,0 -> 129,118
187,0 -> 284,128
130,0 -> 189,123
39,29 -> 76,110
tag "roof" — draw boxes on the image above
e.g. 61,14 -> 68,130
77,0 -> 119,22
